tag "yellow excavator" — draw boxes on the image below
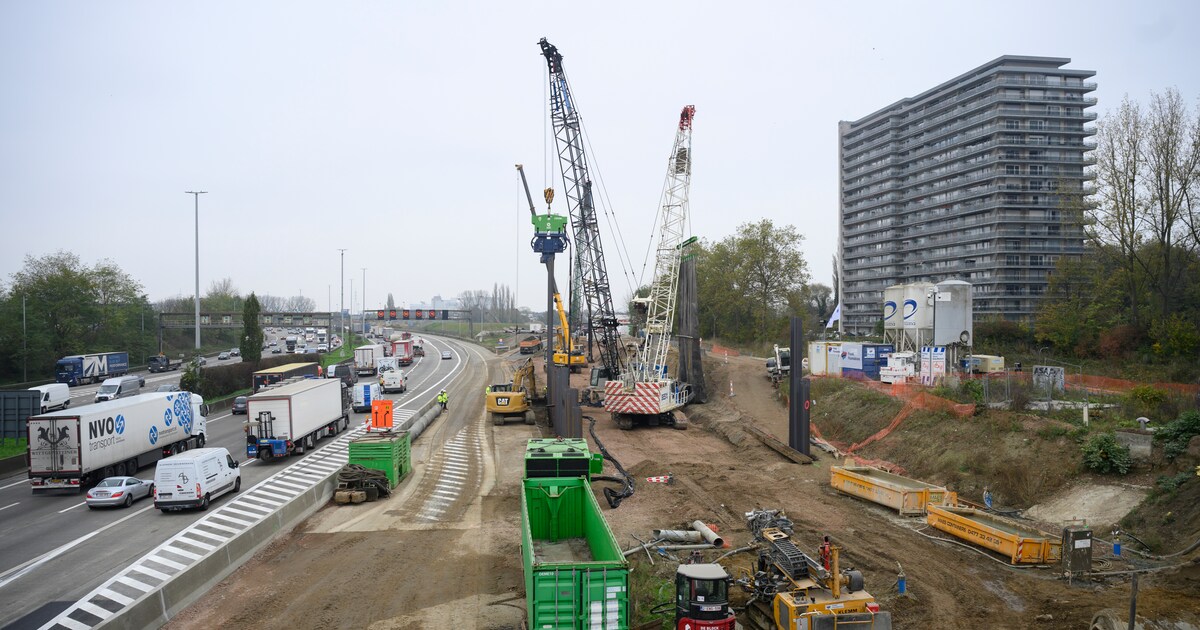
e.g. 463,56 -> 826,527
486,358 -> 543,426
551,291 -> 588,373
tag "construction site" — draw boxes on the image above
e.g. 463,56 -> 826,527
161,37 -> 1199,630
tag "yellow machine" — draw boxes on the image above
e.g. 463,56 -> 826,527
486,358 -> 543,426
551,292 -> 588,373
740,509 -> 892,630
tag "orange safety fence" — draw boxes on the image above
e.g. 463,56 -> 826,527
862,381 -> 976,417
709,343 -> 740,357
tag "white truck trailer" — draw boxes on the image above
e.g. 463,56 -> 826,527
353,343 -> 388,376
27,392 -> 209,493
244,378 -> 349,460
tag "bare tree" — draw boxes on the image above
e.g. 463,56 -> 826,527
1142,89 -> 1200,316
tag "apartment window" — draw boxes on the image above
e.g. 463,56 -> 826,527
1029,180 -> 1044,191
1028,135 -> 1045,145
1006,255 -> 1020,266
1029,120 -> 1045,130
1046,105 -> 1060,116
1005,119 -> 1021,130
1030,255 -> 1045,266
1006,164 -> 1021,175
1029,164 -> 1045,175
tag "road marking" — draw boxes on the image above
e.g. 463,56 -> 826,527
58,502 -> 86,513
0,478 -> 30,491
0,501 -> 18,511
0,505 -> 153,589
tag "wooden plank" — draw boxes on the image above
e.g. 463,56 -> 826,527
742,423 -> 813,465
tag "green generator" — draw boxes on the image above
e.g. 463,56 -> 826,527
524,438 -> 603,480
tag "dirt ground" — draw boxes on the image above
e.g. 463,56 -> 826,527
165,351 -> 1200,629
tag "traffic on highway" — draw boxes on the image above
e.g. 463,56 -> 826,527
0,334 -> 473,629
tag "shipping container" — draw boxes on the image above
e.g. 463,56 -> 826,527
521,477 -> 629,629
926,504 -> 1061,564
348,431 -> 411,489
245,378 -> 348,459
831,465 -> 956,515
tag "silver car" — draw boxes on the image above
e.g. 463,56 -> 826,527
86,476 -> 154,509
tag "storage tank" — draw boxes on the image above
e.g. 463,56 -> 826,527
933,280 -> 974,346
883,285 -> 905,330
903,282 -> 935,347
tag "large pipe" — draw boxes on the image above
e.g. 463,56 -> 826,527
692,520 -> 725,548
654,530 -> 704,543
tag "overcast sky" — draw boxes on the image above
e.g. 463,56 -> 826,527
2,1 -> 1197,313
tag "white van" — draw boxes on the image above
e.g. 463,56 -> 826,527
380,369 -> 407,394
29,383 -> 70,414
351,382 -> 382,413
95,375 -> 142,403
153,447 -> 241,512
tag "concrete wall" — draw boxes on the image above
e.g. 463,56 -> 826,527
97,475 -> 338,630
1115,430 -> 1153,461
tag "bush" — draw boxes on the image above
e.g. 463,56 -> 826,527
1098,325 -> 1144,359
190,355 -> 323,400
976,319 -> 1034,345
1082,432 -> 1132,474
1155,410 -> 1200,460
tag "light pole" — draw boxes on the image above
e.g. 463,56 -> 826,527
338,248 -> 347,344
185,191 -> 207,352
361,267 -> 367,336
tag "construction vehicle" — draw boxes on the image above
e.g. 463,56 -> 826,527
486,358 -> 542,426
673,563 -> 737,630
766,344 -> 791,385
552,291 -> 588,372
539,38 -> 628,399
602,106 -> 698,430
737,509 -> 891,630
518,336 -> 543,355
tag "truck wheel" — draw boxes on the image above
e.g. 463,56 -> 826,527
199,494 -> 210,511
197,434 -> 206,447
306,435 -> 315,449
124,460 -> 137,476
524,411 -> 536,425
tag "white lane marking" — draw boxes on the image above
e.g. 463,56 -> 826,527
58,502 -> 86,513
145,554 -> 186,571
76,600 -> 113,621
130,565 -> 170,582
160,545 -> 202,561
55,615 -> 92,629
0,478 -> 31,490
0,504 -> 153,588
98,588 -> 134,606
115,574 -> 154,592
0,501 -> 19,511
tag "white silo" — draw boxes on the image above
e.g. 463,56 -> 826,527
883,284 -> 906,349
903,282 -> 935,347
933,280 -> 974,346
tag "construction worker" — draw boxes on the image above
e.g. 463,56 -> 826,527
819,535 -> 832,571
485,385 -> 491,394
317,365 -> 324,378
437,389 -> 448,411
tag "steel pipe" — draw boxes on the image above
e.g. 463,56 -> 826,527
692,520 -> 725,547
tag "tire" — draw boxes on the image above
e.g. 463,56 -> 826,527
197,433 -> 206,447
87,504 -> 96,510
524,411 -> 536,425
199,494 -> 210,511
125,460 -> 137,476
491,413 -> 503,426
233,477 -> 241,493
124,494 -> 133,508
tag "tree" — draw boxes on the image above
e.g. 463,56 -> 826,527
204,278 -> 241,311
180,357 -> 202,393
241,293 -> 264,363
731,220 -> 810,334
386,293 -> 395,309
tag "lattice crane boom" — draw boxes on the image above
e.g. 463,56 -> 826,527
538,37 -> 626,380
633,105 -> 696,382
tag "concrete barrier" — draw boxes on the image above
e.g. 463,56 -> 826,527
96,472 -> 339,629
0,454 -> 25,477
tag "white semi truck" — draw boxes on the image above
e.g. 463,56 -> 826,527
244,378 -> 349,460
27,392 -> 209,493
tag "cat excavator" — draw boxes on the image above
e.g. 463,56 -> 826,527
486,357 -> 543,426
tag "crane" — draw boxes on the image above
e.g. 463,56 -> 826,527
603,106 -> 697,429
537,37 -> 626,389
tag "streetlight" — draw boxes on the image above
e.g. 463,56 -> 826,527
185,191 -> 207,352
361,267 -> 367,336
337,248 -> 347,345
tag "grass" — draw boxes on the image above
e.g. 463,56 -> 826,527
207,388 -> 251,405
0,438 -> 27,459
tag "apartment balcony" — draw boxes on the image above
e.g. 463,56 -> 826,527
993,76 -> 1097,90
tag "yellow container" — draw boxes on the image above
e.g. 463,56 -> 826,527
831,465 -> 956,516
926,504 -> 1061,564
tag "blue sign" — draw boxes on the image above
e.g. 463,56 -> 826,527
115,415 -> 125,435
148,425 -> 158,445
163,409 -> 173,426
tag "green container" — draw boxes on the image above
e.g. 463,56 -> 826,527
348,432 -> 411,489
521,477 -> 629,629
525,438 -> 603,480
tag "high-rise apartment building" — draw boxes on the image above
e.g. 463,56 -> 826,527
838,56 -> 1096,333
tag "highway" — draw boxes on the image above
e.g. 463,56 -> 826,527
0,334 -> 479,630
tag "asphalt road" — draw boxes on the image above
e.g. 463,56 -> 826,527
0,335 -> 473,630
